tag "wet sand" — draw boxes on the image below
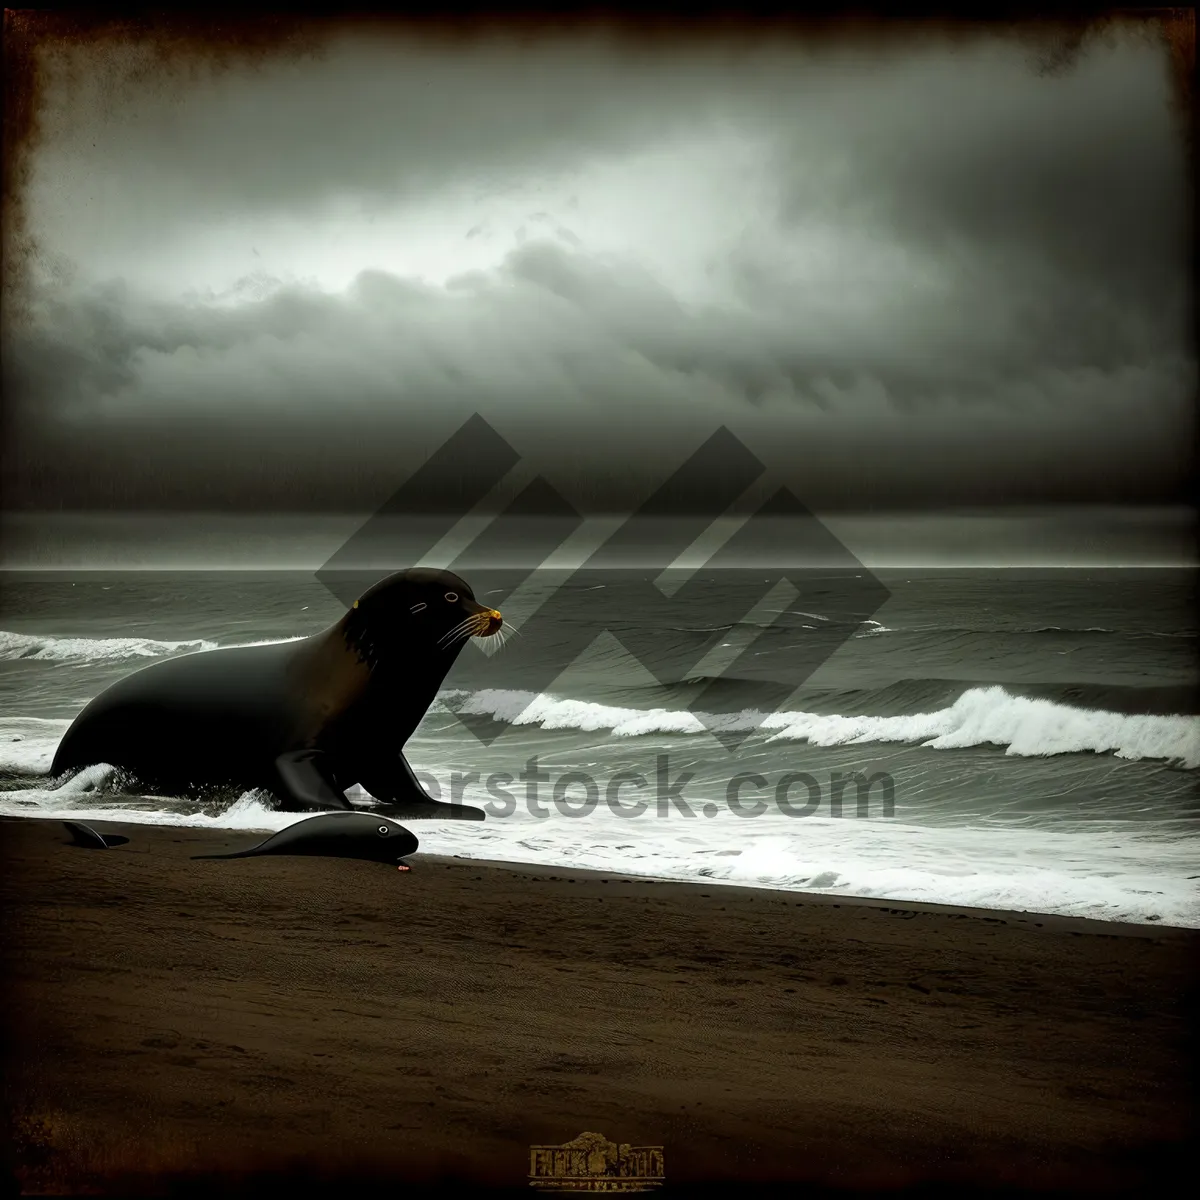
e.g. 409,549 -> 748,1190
1,816 -> 1195,1195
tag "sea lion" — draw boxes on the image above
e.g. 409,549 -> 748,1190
192,812 -> 419,867
50,567 -> 501,819
63,820 -> 129,849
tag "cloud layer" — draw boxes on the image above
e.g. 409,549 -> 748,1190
4,27 -> 1193,514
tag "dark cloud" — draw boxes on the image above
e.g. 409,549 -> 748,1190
4,26 -> 1193,521
766,38 -> 1187,302
28,36 -> 729,227
4,238 -> 1192,512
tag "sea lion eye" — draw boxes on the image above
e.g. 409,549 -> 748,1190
410,602 -> 427,614
444,592 -> 458,603
377,825 -> 390,836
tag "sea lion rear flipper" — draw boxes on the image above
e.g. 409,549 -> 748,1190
357,752 -> 486,821
370,798 -> 486,821
272,749 -> 354,812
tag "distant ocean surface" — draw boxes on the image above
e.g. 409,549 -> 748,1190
1,568 -> 1197,927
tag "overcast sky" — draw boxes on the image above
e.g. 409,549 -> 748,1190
2,22 -> 1194,563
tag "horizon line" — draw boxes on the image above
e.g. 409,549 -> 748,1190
0,563 -> 1194,573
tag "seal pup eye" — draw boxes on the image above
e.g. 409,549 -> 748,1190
444,592 -> 458,603
377,825 -> 390,836
410,602 -> 427,614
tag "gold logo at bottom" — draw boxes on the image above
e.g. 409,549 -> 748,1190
529,1131 -> 665,1192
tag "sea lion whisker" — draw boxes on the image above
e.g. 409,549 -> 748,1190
460,612 -> 496,643
438,615 -> 477,646
489,622 -> 517,653
440,622 -> 479,650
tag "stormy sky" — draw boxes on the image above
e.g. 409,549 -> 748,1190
2,21 -> 1194,565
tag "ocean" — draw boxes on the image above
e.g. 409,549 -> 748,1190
2,568 -> 1197,927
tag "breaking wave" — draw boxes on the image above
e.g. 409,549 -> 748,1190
0,630 -> 304,663
443,685 -> 1200,768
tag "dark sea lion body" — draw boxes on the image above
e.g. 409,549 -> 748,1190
192,812 -> 419,864
50,568 -> 502,819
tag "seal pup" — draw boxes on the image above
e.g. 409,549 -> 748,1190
63,820 -> 129,849
192,812 -> 418,867
50,568 -> 502,819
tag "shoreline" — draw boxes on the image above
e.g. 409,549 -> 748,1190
3,815 -> 1196,1194
421,852 -> 1191,938
2,809 -> 1196,933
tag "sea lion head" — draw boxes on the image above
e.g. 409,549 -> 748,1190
342,567 -> 503,668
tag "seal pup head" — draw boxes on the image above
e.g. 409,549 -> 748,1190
341,567 -> 502,669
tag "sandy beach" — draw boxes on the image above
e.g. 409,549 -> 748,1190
1,814 -> 1195,1196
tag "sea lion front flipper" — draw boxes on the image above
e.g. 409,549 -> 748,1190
356,752 -> 486,821
272,749 -> 354,812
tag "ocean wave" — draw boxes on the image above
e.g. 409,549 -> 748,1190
0,630 -> 218,661
0,718 -> 71,775
0,781 -> 287,831
445,685 -> 1200,768
0,630 -> 306,663
853,623 -> 1196,640
620,676 -> 1199,718
6,681 -> 1197,781
760,688 -> 1200,768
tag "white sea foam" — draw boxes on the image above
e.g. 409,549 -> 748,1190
0,784 -> 298,834
0,718 -> 71,774
0,631 -> 218,661
5,684 -> 1197,789
3,678 -> 1196,927
450,685 -> 1200,768
0,630 -> 306,663
9,793 -> 1190,927
760,685 -> 1200,768
413,803 -> 1200,928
